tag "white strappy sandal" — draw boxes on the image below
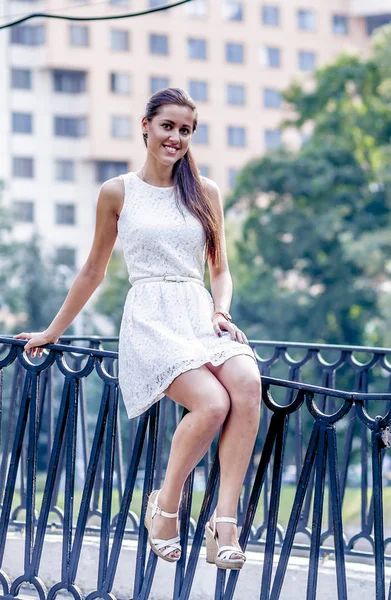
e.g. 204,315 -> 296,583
144,490 -> 181,563
205,511 -> 246,570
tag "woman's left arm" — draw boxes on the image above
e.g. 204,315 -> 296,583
204,178 -> 249,345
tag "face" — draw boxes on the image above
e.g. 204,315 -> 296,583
142,104 -> 195,165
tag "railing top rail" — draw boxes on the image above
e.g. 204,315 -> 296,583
2,336 -> 391,402
262,375 -> 391,402
4,334 -> 391,355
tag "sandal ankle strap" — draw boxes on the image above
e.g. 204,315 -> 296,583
215,517 -> 237,525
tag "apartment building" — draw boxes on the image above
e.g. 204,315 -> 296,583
1,0 -> 389,272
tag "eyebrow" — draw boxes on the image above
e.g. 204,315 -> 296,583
160,119 -> 192,128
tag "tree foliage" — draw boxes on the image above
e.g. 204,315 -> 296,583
0,196 -> 74,334
226,25 -> 391,345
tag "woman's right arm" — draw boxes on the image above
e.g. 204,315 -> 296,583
13,177 -> 124,357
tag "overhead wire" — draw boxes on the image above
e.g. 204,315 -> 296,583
0,0 -> 112,23
0,0 -> 193,29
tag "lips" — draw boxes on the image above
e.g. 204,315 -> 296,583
163,145 -> 179,155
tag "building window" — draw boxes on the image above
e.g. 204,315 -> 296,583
192,124 -> 209,145
10,24 -> 45,45
228,168 -> 239,190
95,161 -> 128,183
149,33 -> 168,55
263,88 -> 282,108
185,0 -> 207,17
299,50 -> 316,71
55,203 -> 76,225
150,76 -> 169,94
54,116 -> 87,137
110,72 -> 131,94
366,14 -> 391,36
262,5 -> 279,26
223,0 -> 243,21
260,46 -> 281,68
332,14 -> 348,35
227,84 -> 245,105
226,42 -> 244,64
55,247 -> 76,268
265,129 -> 281,149
189,80 -> 208,101
297,9 -> 316,31
199,165 -> 209,177
52,69 -> 86,93
188,38 -> 207,59
228,126 -> 246,147
12,112 -> 33,134
55,159 -> 74,182
13,157 -> 34,178
69,26 -> 88,47
13,201 -> 34,223
111,116 -> 131,138
110,29 -> 129,51
11,68 -> 32,89
69,25 -> 89,46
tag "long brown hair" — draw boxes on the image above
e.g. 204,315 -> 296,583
143,87 -> 221,267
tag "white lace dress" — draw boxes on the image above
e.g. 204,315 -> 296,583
116,171 -> 257,419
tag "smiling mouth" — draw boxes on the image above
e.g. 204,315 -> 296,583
163,145 -> 179,155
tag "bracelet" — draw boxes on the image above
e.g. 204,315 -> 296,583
213,309 -> 232,322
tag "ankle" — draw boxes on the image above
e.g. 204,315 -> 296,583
157,487 -> 181,513
216,505 -> 237,520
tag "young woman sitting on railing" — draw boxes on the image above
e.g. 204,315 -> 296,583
13,87 -> 262,570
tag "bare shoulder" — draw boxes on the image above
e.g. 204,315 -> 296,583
200,176 -> 221,205
99,176 -> 124,216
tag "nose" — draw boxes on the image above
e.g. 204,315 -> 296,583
169,130 -> 180,144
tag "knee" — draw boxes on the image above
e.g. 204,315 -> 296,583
206,392 -> 231,429
231,373 -> 262,415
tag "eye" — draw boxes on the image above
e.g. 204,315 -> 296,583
181,128 -> 191,135
162,123 -> 171,129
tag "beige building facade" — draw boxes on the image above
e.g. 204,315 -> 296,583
1,0 -> 390,273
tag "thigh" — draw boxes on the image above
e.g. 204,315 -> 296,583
205,354 -> 261,399
163,364 -> 230,412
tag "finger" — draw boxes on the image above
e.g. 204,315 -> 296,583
213,324 -> 222,337
230,326 -> 238,341
235,330 -> 244,343
13,333 -> 29,339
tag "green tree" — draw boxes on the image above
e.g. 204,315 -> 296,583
1,229 -> 74,335
227,25 -> 391,346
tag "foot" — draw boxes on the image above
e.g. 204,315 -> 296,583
208,511 -> 243,561
149,490 -> 181,561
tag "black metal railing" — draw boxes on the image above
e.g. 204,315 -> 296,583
0,335 -> 391,599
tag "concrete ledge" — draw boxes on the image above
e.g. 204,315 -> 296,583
2,532 -> 389,599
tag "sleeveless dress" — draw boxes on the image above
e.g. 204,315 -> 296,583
116,171 -> 257,419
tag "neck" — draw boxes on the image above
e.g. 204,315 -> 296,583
138,158 -> 174,187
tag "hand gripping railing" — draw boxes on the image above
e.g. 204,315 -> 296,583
0,336 -> 391,600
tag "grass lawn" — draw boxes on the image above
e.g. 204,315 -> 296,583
9,485 -> 390,531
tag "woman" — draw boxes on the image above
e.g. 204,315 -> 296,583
14,88 -> 262,570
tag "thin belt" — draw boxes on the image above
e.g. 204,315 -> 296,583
131,275 -> 205,287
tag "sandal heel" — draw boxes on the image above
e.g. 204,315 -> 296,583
205,525 -> 218,564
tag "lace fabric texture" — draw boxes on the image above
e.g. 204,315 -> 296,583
116,172 -> 257,419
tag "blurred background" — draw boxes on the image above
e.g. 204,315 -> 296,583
1,0 -> 391,348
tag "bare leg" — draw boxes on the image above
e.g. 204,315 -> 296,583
150,365 -> 231,558
206,355 -> 262,556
